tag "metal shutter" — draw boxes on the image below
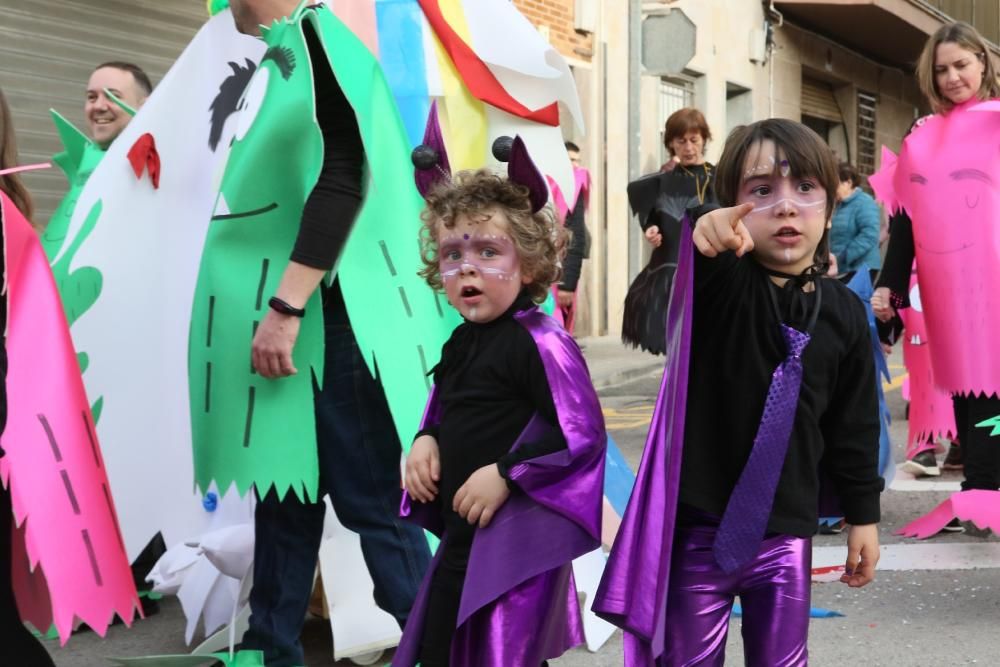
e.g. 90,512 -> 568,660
800,77 -> 842,123
0,0 -> 206,223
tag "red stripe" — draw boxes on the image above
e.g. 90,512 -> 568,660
418,0 -> 559,126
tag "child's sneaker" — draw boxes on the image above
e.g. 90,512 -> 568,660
941,518 -> 964,533
900,450 -> 940,477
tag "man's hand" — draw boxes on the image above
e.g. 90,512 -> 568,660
693,202 -> 755,258
871,287 -> 895,323
557,289 -> 575,308
841,523 -> 880,588
405,435 -> 440,503
454,464 -> 510,528
644,225 -> 663,248
252,309 -> 301,378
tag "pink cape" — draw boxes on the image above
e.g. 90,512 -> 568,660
899,265 -> 956,458
0,192 -> 138,641
869,100 -> 1000,396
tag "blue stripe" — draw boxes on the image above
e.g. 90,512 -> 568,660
604,435 -> 637,517
376,0 -> 431,147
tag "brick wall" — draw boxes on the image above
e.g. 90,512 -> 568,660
513,0 -> 594,62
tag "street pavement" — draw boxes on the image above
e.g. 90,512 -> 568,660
43,341 -> 1000,666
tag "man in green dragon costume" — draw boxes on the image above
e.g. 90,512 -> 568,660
43,62 -> 151,327
198,1 -> 458,664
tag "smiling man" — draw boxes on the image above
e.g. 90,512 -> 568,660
42,61 -> 152,316
85,62 -> 152,149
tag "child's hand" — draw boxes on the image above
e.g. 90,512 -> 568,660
871,287 -> 896,322
453,464 -> 510,528
840,523 -> 880,588
693,202 -> 755,258
404,435 -> 440,503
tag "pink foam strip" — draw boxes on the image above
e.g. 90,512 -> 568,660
0,162 -> 52,177
0,193 -> 139,642
895,496 -> 956,539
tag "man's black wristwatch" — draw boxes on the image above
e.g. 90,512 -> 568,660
268,296 -> 306,318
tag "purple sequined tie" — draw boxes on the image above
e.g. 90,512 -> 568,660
713,324 -> 811,573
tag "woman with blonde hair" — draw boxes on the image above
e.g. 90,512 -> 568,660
872,22 -> 1000,536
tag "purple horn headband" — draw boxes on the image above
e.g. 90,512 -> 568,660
491,135 -> 549,213
411,103 -> 549,213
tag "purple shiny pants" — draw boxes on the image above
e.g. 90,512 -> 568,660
661,509 -> 811,667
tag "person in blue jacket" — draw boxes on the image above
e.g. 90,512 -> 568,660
831,162 -> 882,282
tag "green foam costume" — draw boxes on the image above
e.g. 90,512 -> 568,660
190,2 -> 459,502
42,111 -> 106,328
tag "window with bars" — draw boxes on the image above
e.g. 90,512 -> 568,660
857,91 -> 878,179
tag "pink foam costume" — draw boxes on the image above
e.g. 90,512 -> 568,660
870,101 -> 1000,397
900,264 -> 956,459
871,100 -> 1000,537
0,192 -> 139,641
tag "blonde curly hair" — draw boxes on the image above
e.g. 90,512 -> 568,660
418,169 -> 567,303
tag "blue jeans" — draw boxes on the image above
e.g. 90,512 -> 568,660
242,322 -> 432,666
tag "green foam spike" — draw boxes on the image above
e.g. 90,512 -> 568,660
49,110 -> 91,180
104,88 -> 137,117
975,415 -> 1000,437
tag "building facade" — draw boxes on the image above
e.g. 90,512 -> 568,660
514,0 -> 1000,337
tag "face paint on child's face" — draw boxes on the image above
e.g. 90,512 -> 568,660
738,140 -> 829,274
438,211 -> 529,323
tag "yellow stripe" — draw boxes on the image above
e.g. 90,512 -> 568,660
430,0 -> 488,171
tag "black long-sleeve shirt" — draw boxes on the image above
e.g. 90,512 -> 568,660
290,18 -> 364,272
875,211 -> 914,301
559,196 -> 587,292
420,294 -> 568,545
679,250 -> 883,536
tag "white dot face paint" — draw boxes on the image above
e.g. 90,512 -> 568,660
737,140 -> 829,276
437,213 -> 528,324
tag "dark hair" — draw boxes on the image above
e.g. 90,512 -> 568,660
714,118 -> 839,271
564,140 -> 580,152
419,169 -> 567,303
663,107 -> 712,154
94,61 -> 154,97
837,161 -> 860,188
0,87 -> 34,226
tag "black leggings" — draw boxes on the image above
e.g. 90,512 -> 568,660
953,393 -> 1000,490
0,481 -> 56,666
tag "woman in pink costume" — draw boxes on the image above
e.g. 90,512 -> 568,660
872,22 -> 1000,536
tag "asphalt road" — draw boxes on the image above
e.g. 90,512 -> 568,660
43,350 -> 1000,666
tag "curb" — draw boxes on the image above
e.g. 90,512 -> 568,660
590,362 -> 663,391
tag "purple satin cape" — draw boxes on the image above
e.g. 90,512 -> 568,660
393,309 -> 607,666
592,223 -> 695,665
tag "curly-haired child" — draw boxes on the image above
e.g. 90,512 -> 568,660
392,128 -> 607,667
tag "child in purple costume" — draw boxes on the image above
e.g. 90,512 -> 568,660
594,119 -> 883,666
395,168 -> 607,667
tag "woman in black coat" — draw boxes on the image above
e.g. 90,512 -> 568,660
622,107 -> 717,354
